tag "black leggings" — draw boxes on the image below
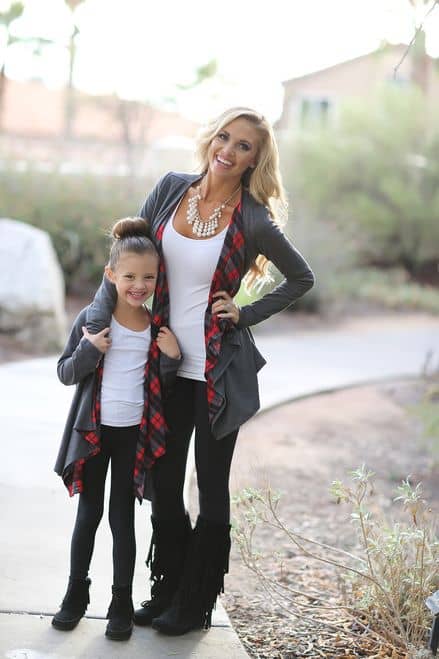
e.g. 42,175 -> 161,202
69,425 -> 138,587
151,377 -> 238,524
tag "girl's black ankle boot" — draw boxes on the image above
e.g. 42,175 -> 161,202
105,585 -> 134,641
52,577 -> 91,631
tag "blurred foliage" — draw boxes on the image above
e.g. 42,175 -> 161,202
2,84 -> 439,319
0,167 -> 154,293
329,266 -> 439,314
411,374 -> 439,465
280,87 -> 439,298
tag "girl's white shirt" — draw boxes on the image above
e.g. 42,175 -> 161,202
162,205 -> 228,381
100,315 -> 151,427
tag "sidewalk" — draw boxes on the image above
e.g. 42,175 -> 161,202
0,312 -> 438,658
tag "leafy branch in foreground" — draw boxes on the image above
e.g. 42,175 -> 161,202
232,466 -> 439,656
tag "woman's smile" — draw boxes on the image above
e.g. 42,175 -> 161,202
207,117 -> 260,179
215,155 -> 233,168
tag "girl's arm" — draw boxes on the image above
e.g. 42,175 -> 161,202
236,216 -> 315,329
57,309 -> 104,385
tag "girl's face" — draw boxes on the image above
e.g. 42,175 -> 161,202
105,251 -> 159,309
207,117 -> 261,182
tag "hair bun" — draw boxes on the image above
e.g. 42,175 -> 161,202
111,217 -> 151,240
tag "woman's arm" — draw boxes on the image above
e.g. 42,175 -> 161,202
57,309 -> 103,385
156,326 -> 181,395
236,216 -> 315,329
86,275 -> 117,335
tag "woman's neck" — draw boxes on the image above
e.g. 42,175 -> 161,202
113,300 -> 150,331
201,172 -> 241,204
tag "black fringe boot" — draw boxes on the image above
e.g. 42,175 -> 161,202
52,577 -> 91,631
105,585 -> 134,641
133,513 -> 192,626
151,516 -> 231,635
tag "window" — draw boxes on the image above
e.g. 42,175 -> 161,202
299,96 -> 333,125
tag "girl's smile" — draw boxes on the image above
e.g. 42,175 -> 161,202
105,252 -> 159,310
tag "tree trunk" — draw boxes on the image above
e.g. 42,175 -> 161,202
410,29 -> 430,94
0,66 -> 6,132
64,31 -> 77,139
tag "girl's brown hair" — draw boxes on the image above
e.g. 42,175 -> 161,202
108,217 -> 158,269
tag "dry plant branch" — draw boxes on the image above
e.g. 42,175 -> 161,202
393,0 -> 439,77
232,468 -> 439,653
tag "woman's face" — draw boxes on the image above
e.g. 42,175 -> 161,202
207,117 -> 261,181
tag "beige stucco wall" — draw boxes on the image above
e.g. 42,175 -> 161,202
277,46 -> 439,131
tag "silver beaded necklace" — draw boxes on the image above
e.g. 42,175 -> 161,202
186,182 -> 241,237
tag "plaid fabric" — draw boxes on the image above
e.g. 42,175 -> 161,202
204,202 -> 245,421
67,363 -> 103,496
66,199 -> 245,500
154,200 -> 246,427
66,269 -> 169,503
140,224 -> 169,476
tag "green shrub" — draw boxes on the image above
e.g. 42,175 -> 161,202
411,373 -> 439,464
281,87 -> 439,279
329,267 -> 439,314
0,167 -> 154,292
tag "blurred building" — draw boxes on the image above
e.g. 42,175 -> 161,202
0,77 -> 200,176
276,43 -> 439,135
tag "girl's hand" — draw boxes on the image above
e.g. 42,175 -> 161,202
82,326 -> 111,354
212,291 -> 240,324
157,326 -> 181,360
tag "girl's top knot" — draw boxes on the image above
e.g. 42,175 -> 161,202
111,217 -> 151,240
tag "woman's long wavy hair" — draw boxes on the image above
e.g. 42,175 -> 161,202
195,107 -> 288,290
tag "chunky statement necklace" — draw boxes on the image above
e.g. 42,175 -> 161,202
186,182 -> 241,237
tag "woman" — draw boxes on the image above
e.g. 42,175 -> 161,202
87,107 -> 314,635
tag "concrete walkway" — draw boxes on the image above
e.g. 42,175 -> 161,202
0,312 -> 438,658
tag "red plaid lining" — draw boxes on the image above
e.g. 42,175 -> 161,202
67,363 -> 103,496
66,198 -> 245,500
204,202 -> 245,418
154,200 -> 245,427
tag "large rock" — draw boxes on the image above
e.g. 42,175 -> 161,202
0,218 -> 66,350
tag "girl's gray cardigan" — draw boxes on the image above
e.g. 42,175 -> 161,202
54,304 -> 180,486
86,172 -> 315,440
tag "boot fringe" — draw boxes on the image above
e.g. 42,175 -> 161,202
146,513 -> 192,598
175,517 -> 231,628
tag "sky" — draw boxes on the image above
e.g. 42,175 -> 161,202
1,0 -> 439,123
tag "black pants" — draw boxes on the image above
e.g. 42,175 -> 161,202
69,425 -> 138,587
151,377 -> 238,524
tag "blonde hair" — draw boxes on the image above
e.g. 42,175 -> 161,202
108,217 -> 158,269
196,107 -> 288,289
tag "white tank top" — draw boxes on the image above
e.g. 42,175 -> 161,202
101,315 -> 151,426
162,208 -> 227,381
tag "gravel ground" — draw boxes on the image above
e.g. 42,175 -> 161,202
218,380 -> 438,658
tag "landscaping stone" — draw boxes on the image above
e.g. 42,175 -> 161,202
0,218 -> 66,350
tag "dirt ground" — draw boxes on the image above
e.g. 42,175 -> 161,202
220,379 -> 438,659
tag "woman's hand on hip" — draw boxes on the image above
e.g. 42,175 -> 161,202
157,326 -> 181,360
212,291 -> 240,324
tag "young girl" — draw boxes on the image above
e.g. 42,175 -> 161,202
52,217 -> 180,641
